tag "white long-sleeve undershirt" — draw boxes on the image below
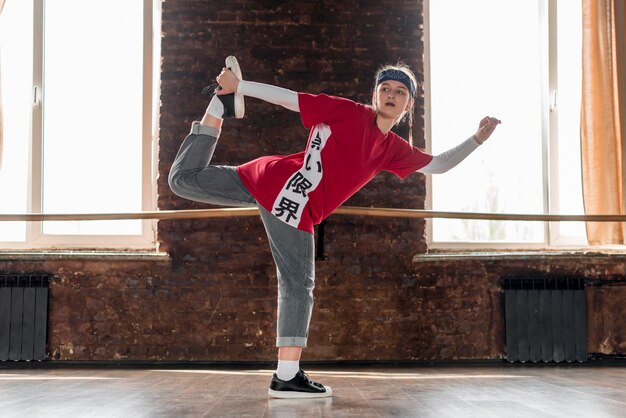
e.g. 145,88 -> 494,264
237,80 -> 300,112
417,136 -> 481,174
236,80 -> 481,174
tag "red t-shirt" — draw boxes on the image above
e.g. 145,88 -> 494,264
236,93 -> 433,233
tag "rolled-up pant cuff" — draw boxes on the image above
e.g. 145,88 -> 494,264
276,337 -> 308,348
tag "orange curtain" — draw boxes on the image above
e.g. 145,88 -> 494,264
581,0 -> 626,244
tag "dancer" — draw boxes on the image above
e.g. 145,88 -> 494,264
168,56 -> 500,399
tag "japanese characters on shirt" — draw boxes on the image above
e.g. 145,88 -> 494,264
271,124 -> 331,227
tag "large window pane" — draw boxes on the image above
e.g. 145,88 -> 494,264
429,0 -> 544,243
41,0 -> 144,235
0,0 -> 33,242
556,0 -> 586,241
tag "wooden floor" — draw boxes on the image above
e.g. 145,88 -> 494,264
0,364 -> 625,417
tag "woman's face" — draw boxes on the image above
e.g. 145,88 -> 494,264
373,79 -> 413,120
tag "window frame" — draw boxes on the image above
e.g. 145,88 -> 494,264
424,0 -> 588,250
1,0 -> 160,250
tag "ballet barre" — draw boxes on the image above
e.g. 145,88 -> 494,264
0,206 -> 625,222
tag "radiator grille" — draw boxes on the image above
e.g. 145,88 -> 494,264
0,274 -> 50,361
503,277 -> 587,363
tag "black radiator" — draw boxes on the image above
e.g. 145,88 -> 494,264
0,274 -> 50,361
503,277 -> 587,363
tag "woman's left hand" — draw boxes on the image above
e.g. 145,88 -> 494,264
474,116 -> 501,144
216,68 -> 240,95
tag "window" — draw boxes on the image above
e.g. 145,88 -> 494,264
0,0 -> 160,249
425,0 -> 586,248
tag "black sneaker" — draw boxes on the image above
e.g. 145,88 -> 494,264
224,55 -> 245,118
268,369 -> 332,399
202,56 -> 245,119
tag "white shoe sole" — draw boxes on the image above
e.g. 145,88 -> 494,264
225,55 -> 245,119
268,386 -> 332,399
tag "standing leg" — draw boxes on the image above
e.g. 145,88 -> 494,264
258,206 -> 331,398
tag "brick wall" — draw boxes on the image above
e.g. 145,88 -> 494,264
2,252 -> 626,361
1,0 -> 625,362
154,0 -> 429,361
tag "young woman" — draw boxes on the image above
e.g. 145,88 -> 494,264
168,56 -> 500,399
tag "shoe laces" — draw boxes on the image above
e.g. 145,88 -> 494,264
201,82 -> 220,95
299,369 -> 313,383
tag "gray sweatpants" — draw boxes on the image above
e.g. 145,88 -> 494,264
168,121 -> 315,348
